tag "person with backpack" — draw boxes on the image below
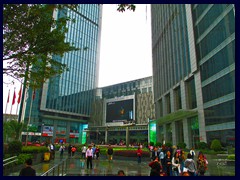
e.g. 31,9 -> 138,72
107,144 -> 113,162
184,153 -> 197,176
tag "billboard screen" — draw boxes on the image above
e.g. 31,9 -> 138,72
106,98 -> 134,123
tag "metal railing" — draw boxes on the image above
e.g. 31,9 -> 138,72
41,158 -> 68,176
3,156 -> 18,167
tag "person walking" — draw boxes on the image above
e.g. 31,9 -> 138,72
136,147 -> 143,164
107,144 -> 114,162
59,143 -> 65,160
95,146 -> 100,160
86,145 -> 93,169
19,158 -> 36,176
184,153 -> 197,176
172,151 -> 181,176
81,144 -> 87,159
197,153 -> 208,176
190,147 -> 196,160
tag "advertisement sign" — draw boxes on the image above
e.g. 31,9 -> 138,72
42,126 -> 53,137
148,120 -> 156,145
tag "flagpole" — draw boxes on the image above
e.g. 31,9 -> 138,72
16,85 -> 22,115
25,88 -> 34,146
5,89 -> 10,114
10,87 -> 16,115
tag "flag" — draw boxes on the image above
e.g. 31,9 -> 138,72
32,89 -> 36,100
17,85 -> 22,104
12,89 -> 16,105
7,89 -> 10,103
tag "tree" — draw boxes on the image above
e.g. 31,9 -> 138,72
3,4 -> 136,89
117,4 -> 136,12
3,120 -> 26,142
3,4 -> 81,89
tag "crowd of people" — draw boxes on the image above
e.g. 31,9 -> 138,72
148,145 -> 208,176
18,142 -> 208,176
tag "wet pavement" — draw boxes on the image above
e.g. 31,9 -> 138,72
8,152 -> 235,176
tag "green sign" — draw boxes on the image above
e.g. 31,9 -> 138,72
149,121 -> 156,145
81,124 -> 88,144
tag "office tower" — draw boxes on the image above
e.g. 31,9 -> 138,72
151,4 -> 235,148
22,4 -> 102,144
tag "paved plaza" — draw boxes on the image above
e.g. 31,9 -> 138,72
8,151 -> 235,176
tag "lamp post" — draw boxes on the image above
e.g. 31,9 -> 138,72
41,123 -> 44,143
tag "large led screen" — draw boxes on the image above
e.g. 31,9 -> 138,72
106,99 -> 134,123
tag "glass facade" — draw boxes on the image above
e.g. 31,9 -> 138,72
192,4 -> 235,146
23,4 -> 102,144
151,4 -> 235,147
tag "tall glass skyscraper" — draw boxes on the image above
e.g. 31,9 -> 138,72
151,4 -> 235,148
22,4 -> 102,144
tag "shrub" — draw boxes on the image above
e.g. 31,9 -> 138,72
197,142 -> 208,150
8,141 -> 22,155
165,142 -> 172,147
114,150 -> 149,157
149,142 -> 154,146
155,142 -> 162,147
17,154 -> 34,165
227,154 -> 235,160
210,139 -> 222,151
177,142 -> 186,149
21,146 -> 49,153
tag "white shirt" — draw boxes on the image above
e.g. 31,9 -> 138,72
86,148 -> 93,157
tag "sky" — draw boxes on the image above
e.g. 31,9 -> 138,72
3,4 -> 152,114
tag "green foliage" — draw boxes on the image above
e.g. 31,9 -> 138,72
21,146 -> 49,153
228,147 -> 235,154
17,154 -> 34,165
197,142 -> 208,149
210,139 -> 222,151
3,4 -> 80,89
155,142 -> 162,147
114,150 -> 149,157
165,142 -> 172,147
177,142 -> 186,149
149,142 -> 154,146
227,154 -> 235,160
117,4 -> 136,12
8,141 -> 23,155
3,120 -> 26,142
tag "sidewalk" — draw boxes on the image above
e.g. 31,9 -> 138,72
8,152 -> 235,176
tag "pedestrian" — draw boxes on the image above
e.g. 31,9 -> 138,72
71,145 -> 77,157
49,143 -> 55,160
19,158 -> 36,176
59,143 -> 65,160
86,145 -> 93,169
172,151 -> 181,176
95,146 -> 100,160
81,144 -> 87,159
184,153 -> 197,176
68,144 -> 73,157
117,170 -> 126,176
136,147 -> 143,163
149,157 -> 162,176
107,144 -> 114,162
197,153 -> 208,176
165,150 -> 172,176
190,147 -> 196,160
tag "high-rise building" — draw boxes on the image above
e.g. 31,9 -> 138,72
22,4 -> 102,144
151,4 -> 235,148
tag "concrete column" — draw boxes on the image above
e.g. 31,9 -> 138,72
105,128 -> 108,144
172,122 -> 177,146
183,118 -> 191,148
126,126 -> 129,147
163,124 -> 167,144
